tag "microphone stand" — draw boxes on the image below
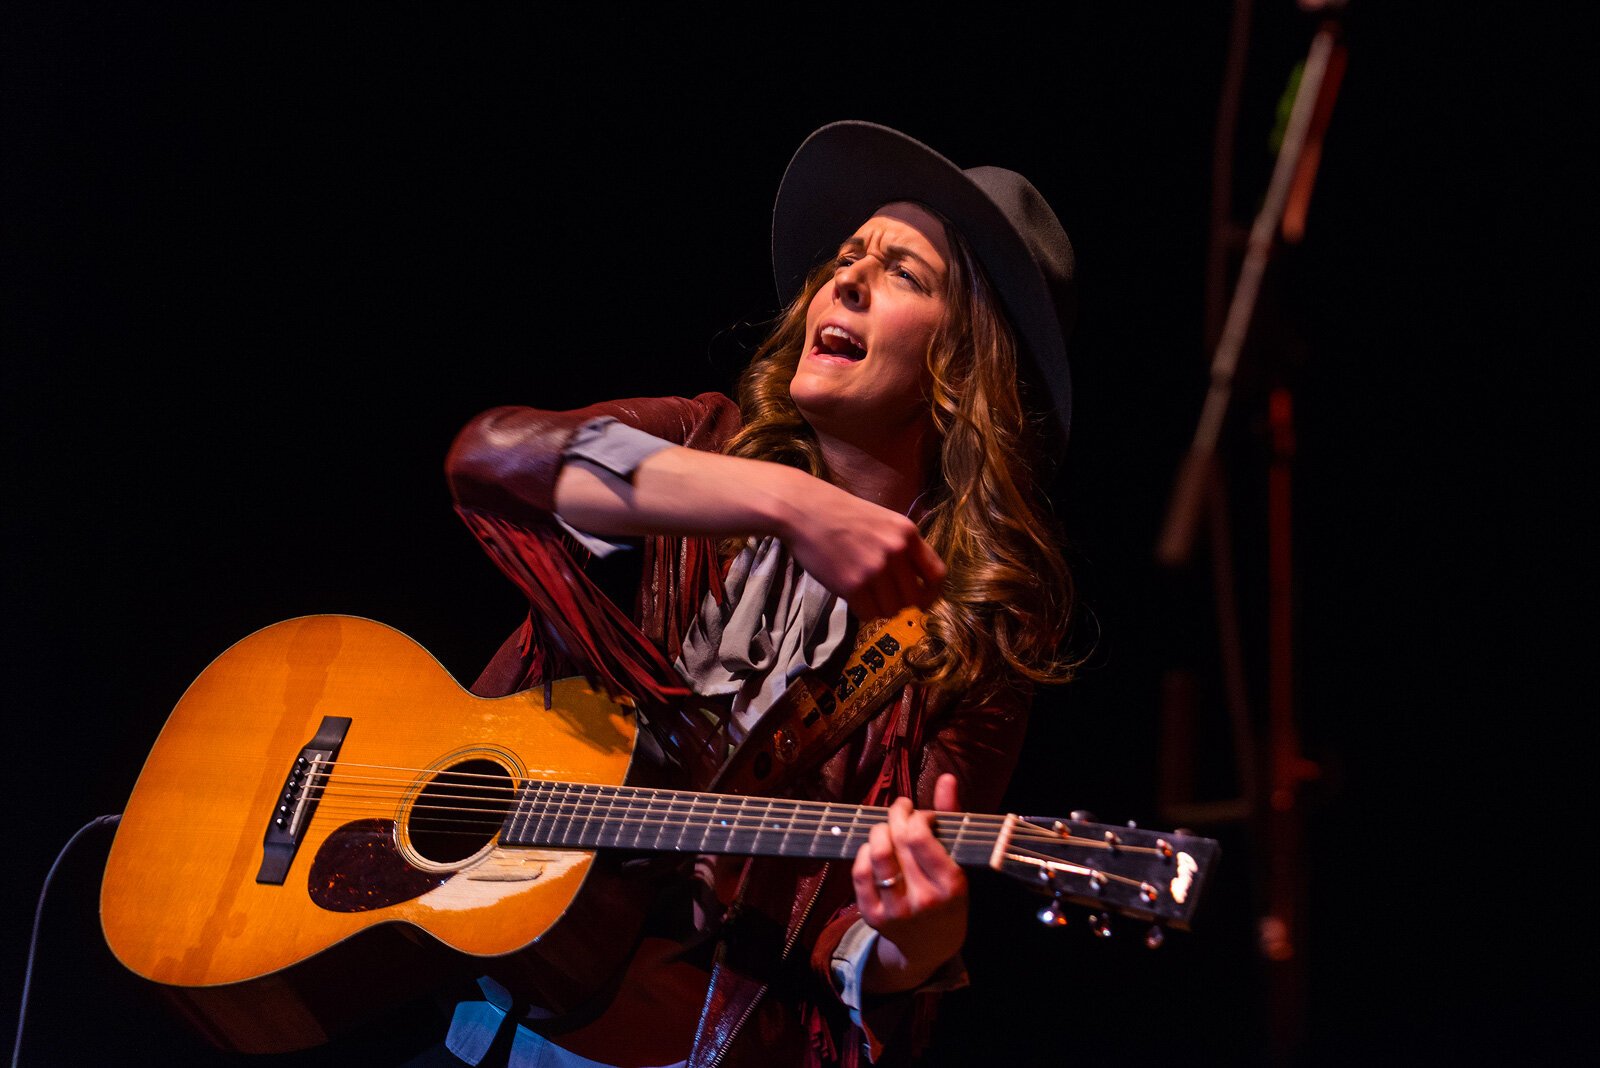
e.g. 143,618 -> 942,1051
1155,7 -> 1347,1065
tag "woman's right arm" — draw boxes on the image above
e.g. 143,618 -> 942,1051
555,445 -> 943,620
447,398 -> 946,620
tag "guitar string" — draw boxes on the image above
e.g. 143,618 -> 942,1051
308,761 -> 1139,848
280,763 -> 1180,894
293,783 -> 1159,856
301,775 -> 1082,842
305,799 -> 1145,856
998,847 -> 1155,891
290,801 -> 1177,894
290,806 -> 1166,894
302,779 -> 1137,849
301,760 -> 1088,841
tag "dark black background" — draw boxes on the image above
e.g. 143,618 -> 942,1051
3,4 -> 1583,1066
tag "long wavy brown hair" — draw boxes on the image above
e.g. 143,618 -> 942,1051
722,212 -> 1077,703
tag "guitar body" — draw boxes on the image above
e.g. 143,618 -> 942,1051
101,614 -> 651,1054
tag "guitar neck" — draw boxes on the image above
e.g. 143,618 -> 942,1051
498,779 -> 1220,931
501,780 -> 996,866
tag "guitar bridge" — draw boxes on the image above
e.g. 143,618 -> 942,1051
257,716 -> 351,884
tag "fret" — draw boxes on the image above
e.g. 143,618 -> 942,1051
612,784 -> 635,850
752,798 -> 769,855
571,783 -> 591,846
594,784 -> 616,848
509,779 -> 542,846
529,779 -> 556,847
700,796 -> 726,856
599,784 -> 622,848
834,804 -> 869,860
819,801 -> 848,861
570,783 -> 597,847
846,804 -> 864,866
503,780 -> 527,844
856,806 -> 881,859
947,813 -> 995,867
776,799 -> 799,856
657,788 -> 683,852
658,791 -> 680,853
592,784 -> 615,849
537,780 -> 562,847
708,793 -> 735,854
528,780 -> 553,844
732,796 -> 754,852
809,802 -> 830,858
694,793 -> 712,854
634,787 -> 660,851
553,781 -> 583,848
629,786 -> 648,850
944,812 -> 971,865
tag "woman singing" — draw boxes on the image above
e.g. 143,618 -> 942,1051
441,120 -> 1079,1068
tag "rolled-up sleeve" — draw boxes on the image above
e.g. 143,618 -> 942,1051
445,392 -> 742,524
554,417 -> 677,556
829,918 -> 969,1060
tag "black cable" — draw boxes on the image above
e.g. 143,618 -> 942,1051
11,813 -> 122,1068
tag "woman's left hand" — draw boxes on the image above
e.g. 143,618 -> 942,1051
852,772 -> 969,994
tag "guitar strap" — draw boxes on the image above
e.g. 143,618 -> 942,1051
706,606 -> 927,797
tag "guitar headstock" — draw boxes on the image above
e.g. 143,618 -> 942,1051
986,813 -> 1220,934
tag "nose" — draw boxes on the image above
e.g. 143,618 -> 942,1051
833,259 -> 870,309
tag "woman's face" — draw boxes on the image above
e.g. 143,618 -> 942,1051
791,201 -> 951,446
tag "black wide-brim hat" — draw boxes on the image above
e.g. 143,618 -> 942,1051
772,120 -> 1076,445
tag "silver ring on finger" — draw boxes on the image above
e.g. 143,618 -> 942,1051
875,874 -> 903,891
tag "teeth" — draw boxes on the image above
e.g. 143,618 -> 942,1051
819,325 -> 865,358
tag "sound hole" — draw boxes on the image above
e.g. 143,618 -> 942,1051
408,758 -> 513,864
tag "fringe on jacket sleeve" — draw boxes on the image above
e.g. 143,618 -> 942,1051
456,505 -> 691,706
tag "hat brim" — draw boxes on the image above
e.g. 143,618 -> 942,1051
771,120 -> 1071,444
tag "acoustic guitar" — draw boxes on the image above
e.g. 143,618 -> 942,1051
101,614 -> 1219,1055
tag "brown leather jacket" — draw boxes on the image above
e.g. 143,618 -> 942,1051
445,393 -> 1029,1067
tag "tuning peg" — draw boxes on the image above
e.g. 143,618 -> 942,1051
1088,913 -> 1113,939
1069,810 -> 1095,823
1145,925 -> 1166,950
1036,897 -> 1070,927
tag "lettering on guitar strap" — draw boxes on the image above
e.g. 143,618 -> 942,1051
833,663 -> 868,703
809,689 -> 837,722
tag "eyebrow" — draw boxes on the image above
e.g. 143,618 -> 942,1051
838,237 -> 945,278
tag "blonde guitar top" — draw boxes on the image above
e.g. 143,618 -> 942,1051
101,614 -> 637,990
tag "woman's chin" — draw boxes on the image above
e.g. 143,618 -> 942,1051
789,380 -> 845,427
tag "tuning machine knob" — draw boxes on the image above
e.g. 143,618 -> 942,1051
1037,896 -> 1070,927
1145,925 -> 1166,950
1088,913 -> 1113,939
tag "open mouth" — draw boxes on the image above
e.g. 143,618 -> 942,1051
814,324 -> 867,361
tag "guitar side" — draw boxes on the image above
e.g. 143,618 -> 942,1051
100,614 -> 643,1053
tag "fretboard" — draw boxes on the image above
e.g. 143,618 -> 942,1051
500,780 -> 997,866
